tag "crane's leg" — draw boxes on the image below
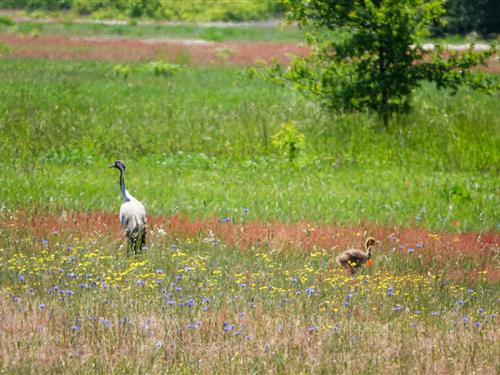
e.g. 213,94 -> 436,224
132,226 -> 146,255
127,238 -> 135,256
138,227 -> 146,252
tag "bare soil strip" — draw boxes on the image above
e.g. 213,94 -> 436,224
0,34 -> 309,64
1,33 -> 498,72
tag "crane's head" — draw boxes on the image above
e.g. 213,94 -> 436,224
365,237 -> 376,258
108,160 -> 126,172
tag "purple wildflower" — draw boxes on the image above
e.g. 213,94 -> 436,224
308,325 -> 318,333
387,286 -> 394,297
394,304 -> 404,313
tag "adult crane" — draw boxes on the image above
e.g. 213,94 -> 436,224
336,237 -> 375,275
109,160 -> 147,254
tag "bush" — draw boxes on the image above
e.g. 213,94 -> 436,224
0,15 -> 14,26
145,61 -> 181,77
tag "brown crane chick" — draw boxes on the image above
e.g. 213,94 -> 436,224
336,237 -> 376,275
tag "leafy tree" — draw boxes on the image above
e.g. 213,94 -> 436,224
270,0 -> 497,127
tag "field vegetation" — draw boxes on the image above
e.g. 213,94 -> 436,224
0,224 -> 498,373
0,18 -> 306,43
1,59 -> 498,231
0,9 -> 499,374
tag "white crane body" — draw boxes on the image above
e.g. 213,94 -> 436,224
110,160 -> 147,254
119,193 -> 146,241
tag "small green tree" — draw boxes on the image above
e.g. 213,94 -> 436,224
272,0 -> 497,127
272,122 -> 306,161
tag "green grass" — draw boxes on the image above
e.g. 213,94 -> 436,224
0,58 -> 499,231
2,160 -> 499,232
0,20 -> 306,42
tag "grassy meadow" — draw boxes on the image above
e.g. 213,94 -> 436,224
0,44 -> 499,374
0,58 -> 499,231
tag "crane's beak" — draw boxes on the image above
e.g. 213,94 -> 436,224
108,163 -> 115,168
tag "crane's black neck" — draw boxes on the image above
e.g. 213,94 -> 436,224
119,167 -> 130,202
366,247 -> 372,259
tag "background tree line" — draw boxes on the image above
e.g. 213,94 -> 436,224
0,0 -> 498,35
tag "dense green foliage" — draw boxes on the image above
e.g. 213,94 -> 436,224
0,0 -> 284,21
0,59 -> 498,230
441,0 -> 500,36
0,0 -> 498,36
273,0 -> 497,127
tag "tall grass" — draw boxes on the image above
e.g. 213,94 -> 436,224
0,58 -> 499,230
1,59 -> 498,169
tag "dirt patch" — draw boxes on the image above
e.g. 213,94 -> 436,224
1,33 -> 498,72
0,34 -> 309,64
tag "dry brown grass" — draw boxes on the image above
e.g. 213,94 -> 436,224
1,296 -> 498,374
